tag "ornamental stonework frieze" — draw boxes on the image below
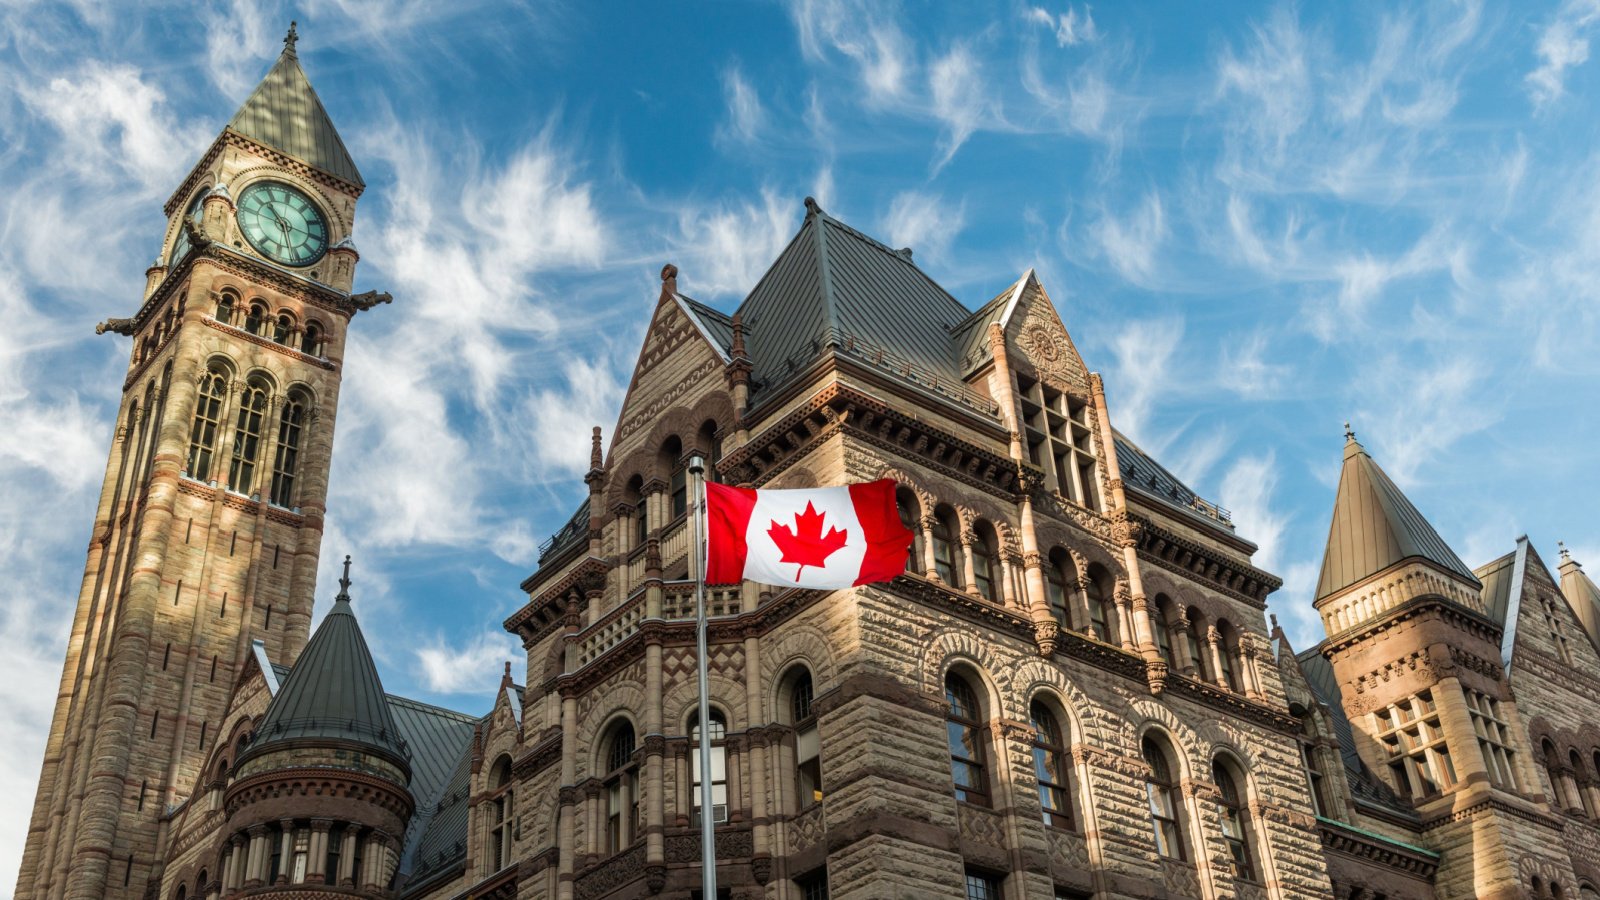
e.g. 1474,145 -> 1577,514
615,357 -> 723,443
513,733 -> 562,780
201,317 -> 337,370
1134,516 -> 1279,608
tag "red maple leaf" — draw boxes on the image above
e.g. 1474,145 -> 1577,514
767,501 -> 849,581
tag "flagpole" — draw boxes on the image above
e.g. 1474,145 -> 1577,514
688,455 -> 717,898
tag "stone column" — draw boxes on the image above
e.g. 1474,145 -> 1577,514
243,825 -> 269,887
1206,627 -> 1227,689
1069,551 -> 1095,637
276,821 -> 294,884
361,833 -> 383,891
920,515 -> 940,581
224,835 -> 245,891
727,737 -> 744,823
1113,580 -> 1137,653
337,829 -> 358,886
959,526 -> 979,595
1240,638 -> 1264,701
645,637 -> 665,869
1175,613 -> 1198,677
557,690 -> 578,900
998,553 -> 1019,609
1431,674 -> 1489,788
307,819 -> 331,883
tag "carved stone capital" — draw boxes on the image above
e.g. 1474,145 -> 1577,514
1033,619 -> 1059,657
1146,659 -> 1169,696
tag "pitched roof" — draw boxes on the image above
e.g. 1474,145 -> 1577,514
245,563 -> 407,767
1314,434 -> 1477,601
1114,429 -> 1238,534
225,34 -> 363,187
734,198 -> 971,398
389,697 -> 478,875
1559,548 -> 1600,652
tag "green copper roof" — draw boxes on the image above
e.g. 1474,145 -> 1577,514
247,557 -> 406,767
1314,433 -> 1477,601
226,27 -> 363,187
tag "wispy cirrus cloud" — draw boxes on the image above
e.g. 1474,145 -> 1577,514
1527,0 -> 1600,106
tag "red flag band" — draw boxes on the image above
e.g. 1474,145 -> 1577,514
706,479 -> 914,589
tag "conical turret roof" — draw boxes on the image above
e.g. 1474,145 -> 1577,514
225,23 -> 363,188
1559,546 -> 1600,650
245,556 -> 407,770
1315,430 -> 1477,601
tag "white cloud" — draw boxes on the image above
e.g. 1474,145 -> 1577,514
1026,5 -> 1099,47
201,0 -> 275,99
881,190 -> 965,261
1220,451 -> 1287,572
1220,330 -> 1288,399
790,0 -> 912,103
1215,9 -> 1311,158
1528,0 -> 1600,107
416,630 -> 521,694
1091,190 -> 1166,284
928,44 -> 987,172
1103,315 -> 1183,443
672,188 -> 794,298
716,64 -> 766,146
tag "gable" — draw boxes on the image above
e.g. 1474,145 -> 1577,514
1503,539 -> 1600,676
1004,275 -> 1091,395
609,295 -> 729,455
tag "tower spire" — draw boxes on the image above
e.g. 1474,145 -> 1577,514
337,553 -> 353,603
283,20 -> 299,57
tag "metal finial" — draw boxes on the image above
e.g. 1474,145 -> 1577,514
1560,540 -> 1571,562
283,21 -> 299,55
336,553 -> 352,602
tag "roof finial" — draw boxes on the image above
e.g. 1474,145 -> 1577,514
660,263 -> 678,303
1343,421 -> 1355,442
283,21 -> 299,56
501,660 -> 514,689
590,426 -> 603,471
730,312 -> 747,357
1560,540 -> 1571,562
804,196 -> 823,218
336,553 -> 352,603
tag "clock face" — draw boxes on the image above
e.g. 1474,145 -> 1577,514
168,191 -> 207,265
236,182 -> 329,267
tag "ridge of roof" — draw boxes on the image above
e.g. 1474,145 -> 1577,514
1314,433 -> 1478,601
225,27 -> 364,188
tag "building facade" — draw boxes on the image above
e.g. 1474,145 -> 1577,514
19,26 -> 1600,900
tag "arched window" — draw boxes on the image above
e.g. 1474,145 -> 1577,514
895,487 -> 921,574
228,379 -> 269,493
1046,550 -> 1071,627
1291,704 -> 1332,818
272,313 -> 293,345
195,870 -> 207,897
931,507 -> 958,584
1214,759 -> 1257,881
1573,750 -> 1593,817
972,521 -> 1000,602
602,722 -> 637,853
661,436 -> 686,521
1143,734 -> 1185,860
175,886 -> 186,900
1152,597 -> 1175,666
270,395 -> 305,507
187,368 -> 228,481
696,419 -> 720,483
303,321 -> 323,356
1030,699 -> 1073,830
1544,598 -> 1574,665
945,672 -> 990,807
1216,620 -> 1242,692
785,667 -> 822,808
323,822 -> 344,886
216,293 -> 236,326
243,302 -> 266,336
489,755 -> 514,871
689,709 -> 728,825
1085,564 -> 1115,643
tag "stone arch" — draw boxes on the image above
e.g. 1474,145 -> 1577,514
876,465 -> 936,517
758,625 -> 838,719
919,627 -> 1009,717
664,673 -> 747,732
1010,657 -> 1104,745
589,710 -> 640,778
574,684 -> 646,779
1125,697 -> 1202,778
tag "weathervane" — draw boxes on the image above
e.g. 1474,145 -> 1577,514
284,21 -> 299,56
1343,421 -> 1355,442
337,553 -> 352,602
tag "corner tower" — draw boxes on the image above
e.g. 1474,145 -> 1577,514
19,25 -> 390,900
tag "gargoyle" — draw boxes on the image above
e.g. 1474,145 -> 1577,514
181,215 -> 209,250
95,317 -> 137,336
350,289 -> 393,311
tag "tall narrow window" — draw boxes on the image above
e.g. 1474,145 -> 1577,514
228,379 -> 268,492
972,523 -> 998,602
244,303 -> 266,336
1184,610 -> 1206,679
787,668 -> 822,807
291,828 -> 309,882
635,494 -> 649,545
488,756 -> 513,870
932,509 -> 957,584
1046,552 -> 1071,627
1085,569 -> 1112,642
187,370 -> 228,481
896,488 -> 920,573
1375,691 -> 1454,798
1153,599 -> 1174,666
945,673 -> 990,807
272,313 -> 293,345
1143,735 -> 1185,860
964,871 -> 1003,900
603,724 -> 637,852
269,397 -> 304,506
216,293 -> 236,325
1031,700 -> 1073,830
1544,598 -> 1574,665
1466,690 -> 1519,791
1216,623 -> 1242,692
303,321 -> 323,356
1214,760 -> 1256,881
267,822 -> 283,884
670,466 -> 687,520
1293,705 -> 1333,817
690,710 -> 728,825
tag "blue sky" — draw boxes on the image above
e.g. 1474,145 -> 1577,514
3,0 -> 1600,888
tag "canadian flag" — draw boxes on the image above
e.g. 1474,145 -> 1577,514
705,479 -> 914,589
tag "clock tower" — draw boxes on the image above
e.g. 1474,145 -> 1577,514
17,25 -> 390,900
